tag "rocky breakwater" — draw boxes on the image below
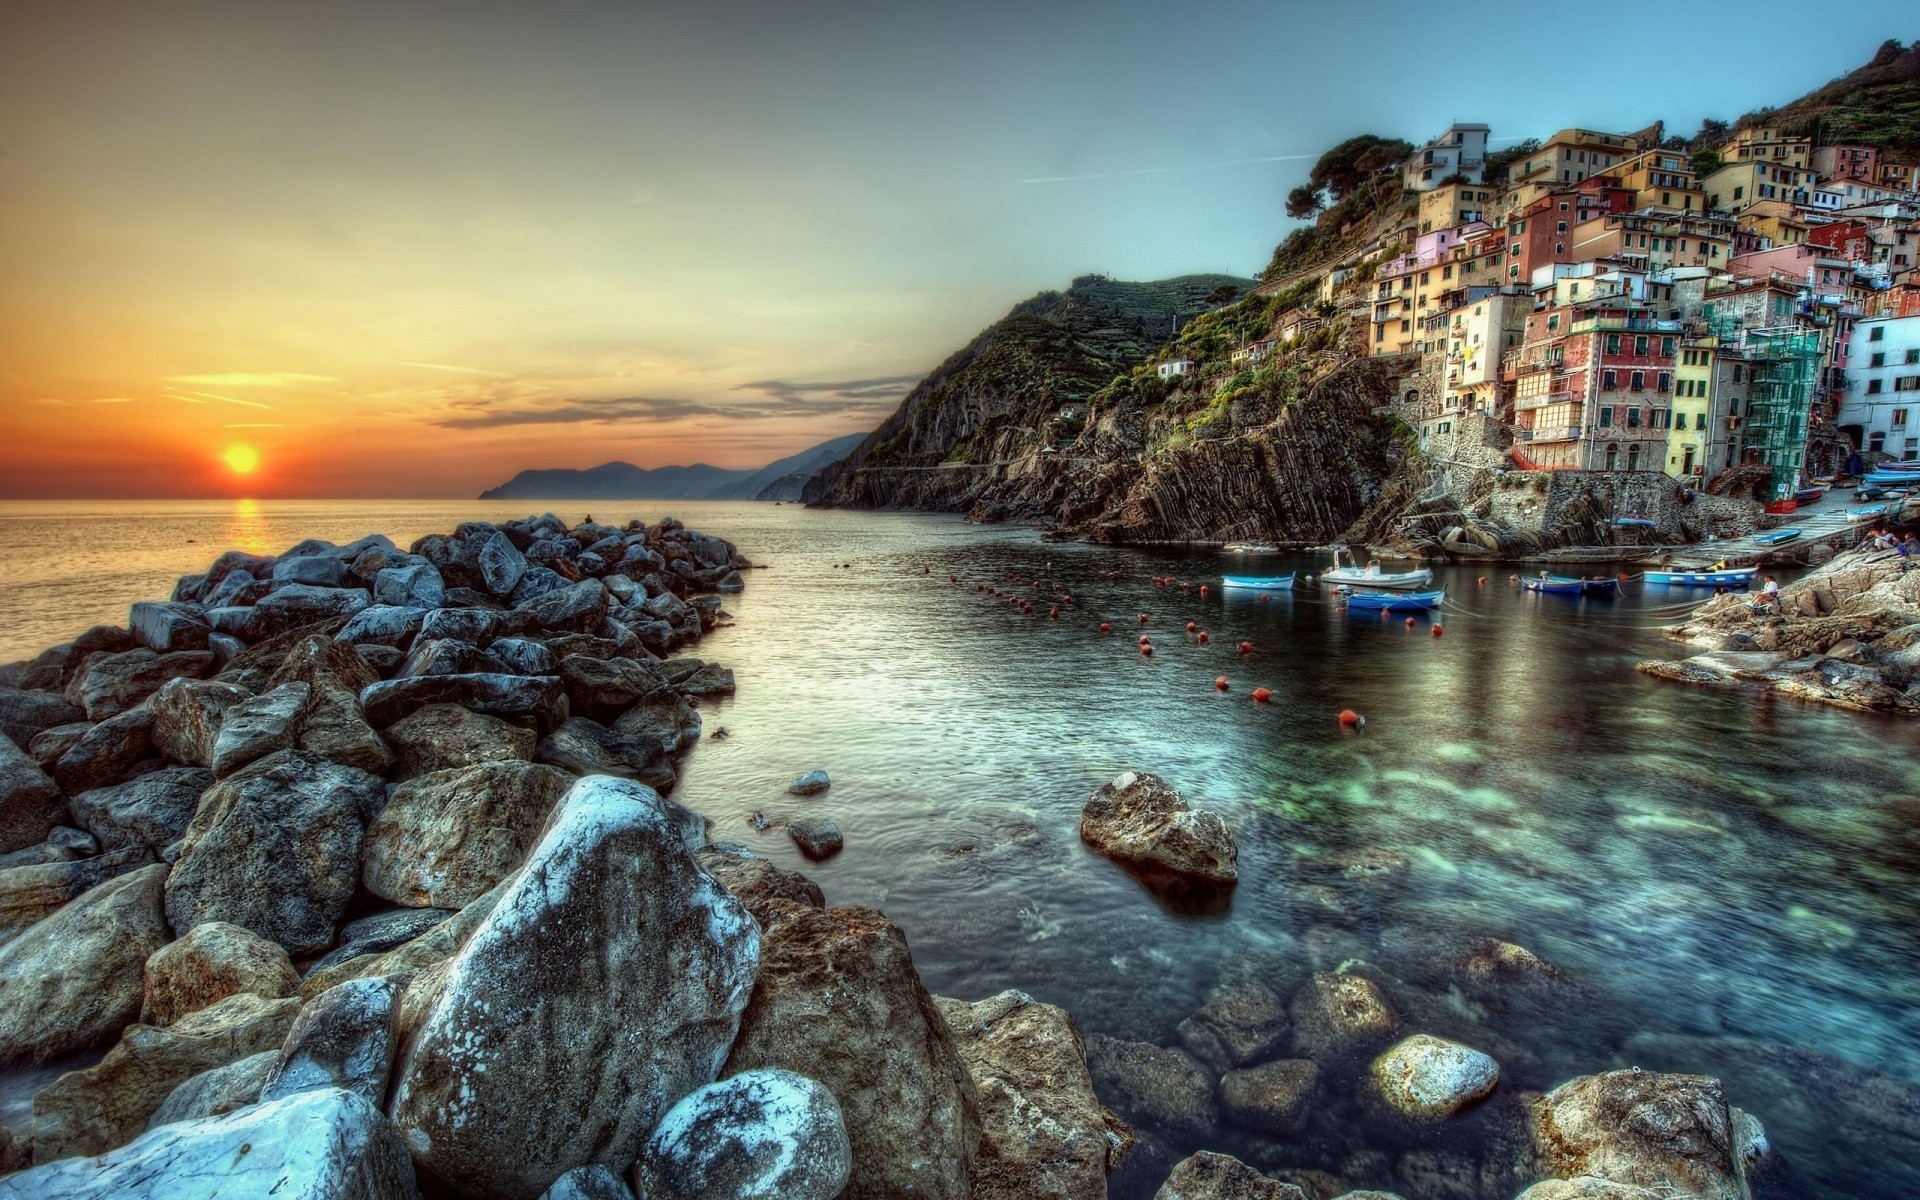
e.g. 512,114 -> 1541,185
1637,545 -> 1920,714
0,513 -> 1139,1200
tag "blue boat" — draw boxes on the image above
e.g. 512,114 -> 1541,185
1221,574 -> 1296,590
1342,588 -> 1444,612
1754,528 -> 1802,546
1521,575 -> 1585,596
1581,578 -> 1621,598
1613,517 -> 1657,529
1644,568 -> 1756,588
1850,503 -> 1896,520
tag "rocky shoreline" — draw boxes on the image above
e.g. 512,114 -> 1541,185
0,513 -> 1858,1200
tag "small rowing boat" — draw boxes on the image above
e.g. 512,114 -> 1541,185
1794,487 -> 1825,505
1850,503 -> 1896,520
1521,575 -> 1585,596
1754,528 -> 1802,546
1581,578 -> 1620,598
1342,588 -> 1444,612
1222,542 -> 1281,554
1613,517 -> 1657,529
1644,568 -> 1756,587
1318,545 -> 1433,591
1221,574 -> 1296,590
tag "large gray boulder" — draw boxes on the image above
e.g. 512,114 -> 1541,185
0,688 -> 85,748
208,681 -> 309,777
387,775 -> 760,1199
1079,772 -> 1237,889
0,732 -> 66,854
1177,980 -> 1290,1072
724,900 -> 979,1200
558,655 -> 666,719
1530,1071 -> 1753,1200
262,975 -> 400,1107
146,1048 -> 276,1129
1219,1059 -> 1320,1135
248,584 -> 373,639
1290,972 -> 1399,1064
613,690 -> 700,753
1154,1151 -> 1307,1199
384,703 -> 536,777
335,605 -> 429,649
163,750 -> 386,956
1084,1034 -> 1215,1142
270,636 -> 392,775
128,602 -> 212,654
936,990 -> 1130,1200
148,678 -> 251,767
69,766 -> 212,853
0,846 -> 154,942
0,1086 -> 420,1200
360,761 -> 573,908
1368,1034 -> 1498,1122
479,531 -> 529,597
373,562 -> 444,610
634,1068 -> 851,1200
66,649 -> 213,721
537,717 -> 666,782
519,579 -> 608,633
360,672 -> 565,728
0,863 -> 171,1067
141,919 -> 300,1025
54,705 -> 157,794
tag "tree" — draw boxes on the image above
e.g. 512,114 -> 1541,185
1205,284 -> 1241,307
1287,134 -> 1413,218
1694,118 -> 1730,149
1484,138 -> 1542,178
1690,149 -> 1723,178
1286,185 -> 1323,221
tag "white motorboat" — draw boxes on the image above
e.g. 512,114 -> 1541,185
1316,545 -> 1433,591
1222,542 -> 1281,554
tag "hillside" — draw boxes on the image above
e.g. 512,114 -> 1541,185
706,433 -> 868,501
1742,38 -> 1920,153
478,433 -> 862,501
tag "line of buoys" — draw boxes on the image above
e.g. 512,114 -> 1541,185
1432,624 -> 1444,637
1197,631 -> 1210,644
1251,687 -> 1272,703
1215,676 -> 1229,691
1185,621 -> 1197,633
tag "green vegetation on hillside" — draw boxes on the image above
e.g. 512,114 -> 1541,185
1740,38 -> 1920,154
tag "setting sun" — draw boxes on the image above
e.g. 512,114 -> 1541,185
222,445 -> 260,475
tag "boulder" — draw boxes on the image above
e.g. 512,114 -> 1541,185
1,732 -> 67,854
146,1048 -> 276,1128
489,636 -> 557,676
416,606 -> 505,645
53,705 -> 157,795
385,703 -> 536,777
69,767 -> 212,853
634,1068 -> 852,1200
128,602 -> 212,654
387,775 -> 759,1199
273,554 -> 349,589
787,817 -> 844,860
613,690 -> 701,753
262,975 -> 399,1106
1084,1035 -> 1216,1141
724,900 -> 979,1200
1513,1181 -> 1664,1200
0,862 -> 170,1067
1368,1034 -> 1498,1122
479,531 -> 530,598
361,762 -> 574,908
148,678 -> 251,767
1079,772 -> 1237,891
541,1165 -> 635,1200
299,882 -> 507,1000
360,672 -> 565,728
1177,980 -> 1290,1073
1,1086 -> 420,1200
0,688 -> 85,748
335,605 -> 429,649
208,681 -> 310,776
164,750 -> 386,956
1219,1059 -> 1320,1135
397,637 -> 509,678
66,649 -> 213,721
142,919 -> 300,1026
558,655 -> 666,718
519,578 -> 608,633
204,568 -> 267,609
673,661 -> 736,697
249,585 -> 372,639
0,846 -> 155,942
271,636 -> 392,774
373,562 -> 445,610
309,906 -> 456,974
0,841 -> 75,869
28,991 -> 300,1161
1290,972 -> 1398,1064
697,844 -> 825,921
1531,1071 -> 1750,1200
788,769 -> 831,795
1154,1151 -> 1308,1199
537,717 -> 667,781
936,990 -> 1131,1200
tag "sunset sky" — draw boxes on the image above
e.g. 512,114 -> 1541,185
1,1 -> 1910,498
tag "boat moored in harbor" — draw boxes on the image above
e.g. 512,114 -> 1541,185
1318,545 -> 1433,591
1644,567 -> 1757,587
1221,573 -> 1296,590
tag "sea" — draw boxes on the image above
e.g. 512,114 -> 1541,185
2,498 -> 1917,1197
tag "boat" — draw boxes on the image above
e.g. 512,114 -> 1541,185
1521,575 -> 1586,596
1581,578 -> 1620,598
1613,517 -> 1657,529
1644,567 -> 1757,587
1794,487 -> 1825,505
1222,542 -> 1281,554
1754,528 -> 1803,546
1318,545 -> 1434,591
1341,588 -> 1444,612
1221,573 -> 1296,590
1849,503 -> 1895,520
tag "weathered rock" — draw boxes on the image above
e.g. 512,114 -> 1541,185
66,649 -> 213,721
147,677 -> 251,767
142,919 -> 300,1026
1531,1071 -> 1750,1200
128,602 -> 212,654
937,990 -> 1131,1200
208,680 -> 309,776
361,761 -> 573,908
519,578 -> 608,632
2,1086 -> 420,1200
1219,1059 -> 1319,1134
262,975 -> 399,1106
541,1165 -> 635,1200
634,1068 -> 852,1200
397,636 -> 509,678
0,733 -> 67,854
0,862 -> 170,1067
53,705 -> 156,795
1177,980 -> 1290,1073
1368,1034 -> 1498,1122
0,846 -> 154,942
537,716 -> 666,781
385,703 -> 537,778
789,769 -> 831,795
274,554 -> 349,589
360,672 -> 565,728
697,844 -> 825,921
204,568 -> 267,609
613,690 -> 701,753
146,1048 -> 276,1128
387,775 -> 759,1199
336,605 -> 429,649
0,688 -> 85,748
1290,972 -> 1398,1064
1513,1181 -> 1663,1200
724,900 -> 979,1200
299,882 -> 507,999
558,655 -> 666,718
310,906 -> 456,973
0,841 -> 74,869
164,750 -> 386,956
69,766 -> 211,853
270,636 -> 392,774
1084,1035 -> 1215,1141
373,562 -> 445,610
1154,1150 -> 1308,1199
417,606 -> 508,645
249,584 -> 373,639
788,817 -> 844,859
673,661 -> 736,696
489,635 -> 557,675
27,722 -> 91,771
29,991 -> 300,1161
48,824 -> 98,855
479,531 -> 530,598
1080,771 -> 1237,890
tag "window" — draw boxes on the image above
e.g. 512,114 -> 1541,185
1635,336 -> 1649,355
1598,406 -> 1613,428
1606,334 -> 1622,354
1602,370 -> 1618,391
1631,371 -> 1646,391
1658,373 -> 1671,392
1871,325 -> 1886,341
1733,365 -> 1744,382
1895,409 -> 1910,428
1908,349 -> 1920,365
1626,407 -> 1642,428
1661,337 -> 1675,356
1869,379 -> 1884,394
1897,377 -> 1920,393
1653,409 -> 1670,429
1695,412 -> 1707,430
1872,352 -> 1887,367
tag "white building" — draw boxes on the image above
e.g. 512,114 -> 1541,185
1841,315 -> 1920,460
1157,359 -> 1193,380
1405,123 -> 1490,192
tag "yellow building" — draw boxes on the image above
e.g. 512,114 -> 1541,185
1418,182 -> 1496,234
1613,149 -> 1706,213
1701,161 -> 1817,213
1718,126 -> 1812,171
1735,199 -> 1809,247
1668,337 -> 1717,479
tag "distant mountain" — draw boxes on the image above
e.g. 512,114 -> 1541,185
477,433 -> 865,501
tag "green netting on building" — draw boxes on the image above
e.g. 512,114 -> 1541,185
1705,311 -> 1820,503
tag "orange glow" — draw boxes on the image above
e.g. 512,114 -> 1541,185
223,445 -> 261,474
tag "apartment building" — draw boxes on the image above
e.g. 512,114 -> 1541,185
1813,144 -> 1879,184
1841,315 -> 1920,459
1405,123 -> 1490,191
1718,126 -> 1813,171
1701,160 -> 1817,213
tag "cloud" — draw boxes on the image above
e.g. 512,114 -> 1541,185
1017,152 -> 1317,184
427,375 -> 918,430
428,395 -> 713,430
223,422 -> 302,429
165,372 -> 339,387
398,361 -> 512,377
89,397 -> 135,404
730,374 -> 921,415
169,388 -> 274,410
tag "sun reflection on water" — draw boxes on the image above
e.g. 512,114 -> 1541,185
223,498 -> 272,556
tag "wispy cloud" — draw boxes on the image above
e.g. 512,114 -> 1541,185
169,388 -> 274,410
428,395 -> 711,430
398,361 -> 511,377
89,397 -> 135,404
165,372 -> 339,387
728,374 -> 920,416
223,422 -> 302,429
424,372 -> 919,430
1017,152 -> 1317,185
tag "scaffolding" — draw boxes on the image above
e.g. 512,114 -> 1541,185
1708,313 -> 1821,505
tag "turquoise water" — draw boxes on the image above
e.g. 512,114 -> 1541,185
2,499 -> 1916,1195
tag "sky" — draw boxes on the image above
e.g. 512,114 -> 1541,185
0,1 -> 1912,498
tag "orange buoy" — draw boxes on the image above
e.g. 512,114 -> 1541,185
1405,616 -> 1416,628
1139,634 -> 1151,645
1099,622 -> 1112,634
1032,582 -> 1040,591
1048,607 -> 1058,619
1140,644 -> 1154,657
1618,571 -> 1630,581
1180,582 -> 1191,591
1199,584 -> 1209,596
1432,624 -> 1444,637
1252,687 -> 1272,703
949,574 -> 958,584
1338,709 -> 1360,726
1238,641 -> 1253,654
1508,574 -> 1519,583
1477,576 -> 1487,586
1197,631 -> 1210,644
1185,621 -> 1197,633
1259,594 -> 1271,603
1215,676 -> 1229,691
1139,613 -> 1150,624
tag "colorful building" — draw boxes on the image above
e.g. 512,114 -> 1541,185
1508,299 -> 1681,471
1813,144 -> 1879,184
1718,126 -> 1812,171
1842,315 -> 1920,459
1700,160 -> 1816,213
1405,123 -> 1490,192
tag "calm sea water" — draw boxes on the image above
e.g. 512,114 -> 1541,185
2,499 -> 1916,1196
